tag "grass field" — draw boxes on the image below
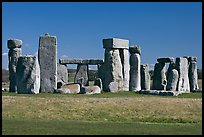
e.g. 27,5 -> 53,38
2,91 -> 202,135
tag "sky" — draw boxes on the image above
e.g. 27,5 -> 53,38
2,2 -> 202,70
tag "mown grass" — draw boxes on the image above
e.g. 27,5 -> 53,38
2,91 -> 202,135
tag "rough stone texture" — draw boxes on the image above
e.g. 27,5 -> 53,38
119,49 -> 130,91
60,83 -> 80,94
166,69 -> 179,91
57,64 -> 68,86
103,49 -> 123,92
94,78 -> 103,90
141,64 -> 150,90
157,57 -> 174,63
8,46 -> 22,92
80,86 -> 101,94
129,46 -> 141,55
74,64 -> 89,86
54,88 -> 70,94
7,39 -> 22,49
59,59 -> 104,65
108,82 -> 119,92
188,57 -> 199,91
129,47 -> 141,91
152,62 -> 167,90
103,38 -> 129,49
38,34 -> 57,93
16,55 -> 40,94
175,57 -> 190,92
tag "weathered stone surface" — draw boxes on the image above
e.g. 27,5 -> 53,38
141,64 -> 150,90
54,88 -> 70,94
152,62 -> 167,90
80,86 -> 101,94
157,57 -> 174,63
60,83 -> 80,94
7,39 -> 22,49
166,69 -> 179,91
188,59 -> 199,91
129,46 -> 141,55
38,34 -> 57,93
57,64 -> 68,86
8,47 -> 22,92
16,55 -> 40,94
108,82 -> 119,92
175,57 -> 190,92
74,64 -> 89,86
94,78 -> 103,90
103,49 -> 123,92
119,49 -> 130,91
59,59 -> 104,65
103,38 -> 129,49
129,51 -> 141,91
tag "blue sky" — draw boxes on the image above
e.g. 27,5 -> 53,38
2,2 -> 202,70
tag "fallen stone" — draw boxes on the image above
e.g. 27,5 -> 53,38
54,88 -> 70,94
80,86 -> 101,94
60,83 -> 80,94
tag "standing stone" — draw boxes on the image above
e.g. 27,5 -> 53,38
129,46 -> 141,91
141,64 -> 150,90
7,39 -> 22,92
119,49 -> 130,91
57,63 -> 68,86
175,57 -> 190,92
103,49 -> 123,92
152,62 -> 167,90
74,64 -> 89,86
94,78 -> 103,91
16,55 -> 40,94
188,57 -> 199,91
166,69 -> 179,91
38,33 -> 57,93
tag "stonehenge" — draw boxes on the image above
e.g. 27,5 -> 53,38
7,39 -> 22,92
6,34 -> 199,96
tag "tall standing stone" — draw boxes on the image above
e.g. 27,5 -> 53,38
16,55 -> 40,94
175,57 -> 190,92
7,39 -> 22,92
74,64 -> 89,86
102,38 -> 129,92
38,33 -> 57,93
129,46 -> 141,91
188,57 -> 199,91
166,63 -> 179,91
152,62 -> 167,90
141,64 -> 150,90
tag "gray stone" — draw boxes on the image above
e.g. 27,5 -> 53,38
7,39 -> 22,49
166,69 -> 179,91
157,57 -> 174,63
59,59 -> 104,65
175,57 -> 190,92
74,64 -> 89,86
54,88 -> 70,94
139,90 -> 180,96
38,34 -> 57,93
80,86 -> 101,94
94,78 -> 103,90
103,38 -> 129,49
119,49 -> 130,91
60,83 -> 80,94
188,59 -> 199,91
129,46 -> 141,55
141,64 -> 150,90
16,55 -> 40,94
8,47 -> 22,92
152,62 -> 167,90
57,64 -> 68,86
108,82 -> 119,92
103,49 -> 123,92
129,49 -> 141,91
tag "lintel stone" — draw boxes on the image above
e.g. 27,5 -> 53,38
103,38 -> 129,49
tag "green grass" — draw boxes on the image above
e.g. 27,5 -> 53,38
2,118 -> 202,135
2,91 -> 202,135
